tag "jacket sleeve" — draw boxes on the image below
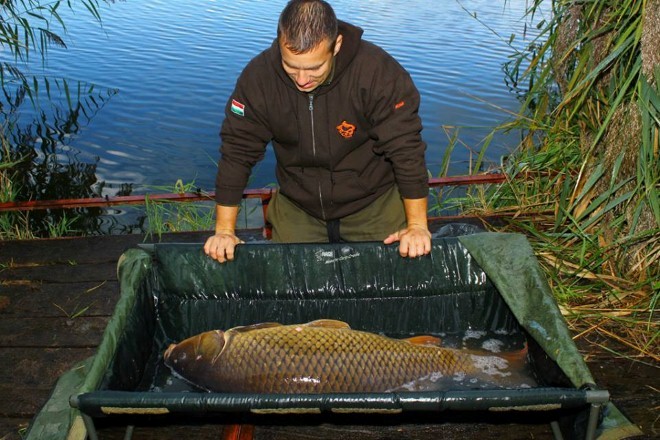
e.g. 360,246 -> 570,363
365,56 -> 428,200
215,58 -> 273,206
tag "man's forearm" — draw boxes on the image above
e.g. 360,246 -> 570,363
402,197 -> 428,229
214,204 -> 240,234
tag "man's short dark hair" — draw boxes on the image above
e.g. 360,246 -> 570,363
278,0 -> 338,54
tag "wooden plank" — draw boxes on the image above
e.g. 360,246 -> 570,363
0,347 -> 95,388
0,231 -> 217,266
93,419 -> 554,440
96,424 -> 230,440
0,317 -> 109,348
0,385 -> 53,419
0,348 -> 95,419
254,422 -> 553,440
0,281 -> 119,317
2,262 -> 118,284
0,234 -> 143,266
0,417 -> 31,440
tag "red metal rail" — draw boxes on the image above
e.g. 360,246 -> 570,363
0,173 -> 507,213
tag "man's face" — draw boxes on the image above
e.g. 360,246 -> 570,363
279,35 -> 342,92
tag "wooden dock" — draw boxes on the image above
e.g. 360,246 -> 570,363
1,231 -> 657,439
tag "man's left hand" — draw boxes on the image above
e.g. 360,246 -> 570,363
384,225 -> 432,258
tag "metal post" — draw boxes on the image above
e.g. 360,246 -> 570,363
123,425 -> 135,440
550,421 -> 565,440
585,403 -> 602,440
81,413 -> 99,440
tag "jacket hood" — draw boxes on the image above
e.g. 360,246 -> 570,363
269,20 -> 364,92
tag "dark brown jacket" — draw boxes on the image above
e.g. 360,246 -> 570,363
215,21 -> 427,220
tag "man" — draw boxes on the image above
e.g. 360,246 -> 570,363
204,0 -> 431,263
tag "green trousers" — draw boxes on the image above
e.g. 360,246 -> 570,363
266,185 -> 406,243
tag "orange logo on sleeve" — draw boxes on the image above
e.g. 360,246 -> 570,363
395,100 -> 405,110
336,120 -> 356,139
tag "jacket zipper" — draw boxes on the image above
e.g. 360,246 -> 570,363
309,94 -> 326,220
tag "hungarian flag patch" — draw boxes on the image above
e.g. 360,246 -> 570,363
230,99 -> 245,116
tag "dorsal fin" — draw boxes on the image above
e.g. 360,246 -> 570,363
303,319 -> 351,329
228,322 -> 283,333
403,335 -> 443,346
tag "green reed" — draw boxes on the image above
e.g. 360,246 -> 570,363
143,180 -> 216,239
462,0 -> 659,357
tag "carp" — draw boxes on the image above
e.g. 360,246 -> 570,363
163,319 -> 535,393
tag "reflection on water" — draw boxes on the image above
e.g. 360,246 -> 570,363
1,0 -> 548,235
0,71 -> 140,235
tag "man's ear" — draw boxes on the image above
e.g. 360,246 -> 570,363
333,34 -> 343,56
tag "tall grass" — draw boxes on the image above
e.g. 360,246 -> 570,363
143,179 -> 269,239
472,0 -> 659,359
144,180 -> 216,240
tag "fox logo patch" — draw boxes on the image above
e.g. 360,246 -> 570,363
336,120 -> 356,139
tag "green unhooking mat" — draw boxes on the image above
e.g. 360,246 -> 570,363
25,232 -> 642,440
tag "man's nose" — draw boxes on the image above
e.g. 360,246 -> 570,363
295,71 -> 309,86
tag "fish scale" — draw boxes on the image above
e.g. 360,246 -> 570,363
217,324 -> 469,393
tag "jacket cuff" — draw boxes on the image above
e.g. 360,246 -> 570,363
397,182 -> 430,200
214,188 -> 244,206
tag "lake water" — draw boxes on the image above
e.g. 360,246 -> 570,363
6,0 -> 547,194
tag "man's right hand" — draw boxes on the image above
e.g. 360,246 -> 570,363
204,231 -> 243,263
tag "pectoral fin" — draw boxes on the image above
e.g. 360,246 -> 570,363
195,330 -> 226,365
499,342 -> 529,370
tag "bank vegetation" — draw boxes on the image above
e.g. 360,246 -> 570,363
468,0 -> 659,360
